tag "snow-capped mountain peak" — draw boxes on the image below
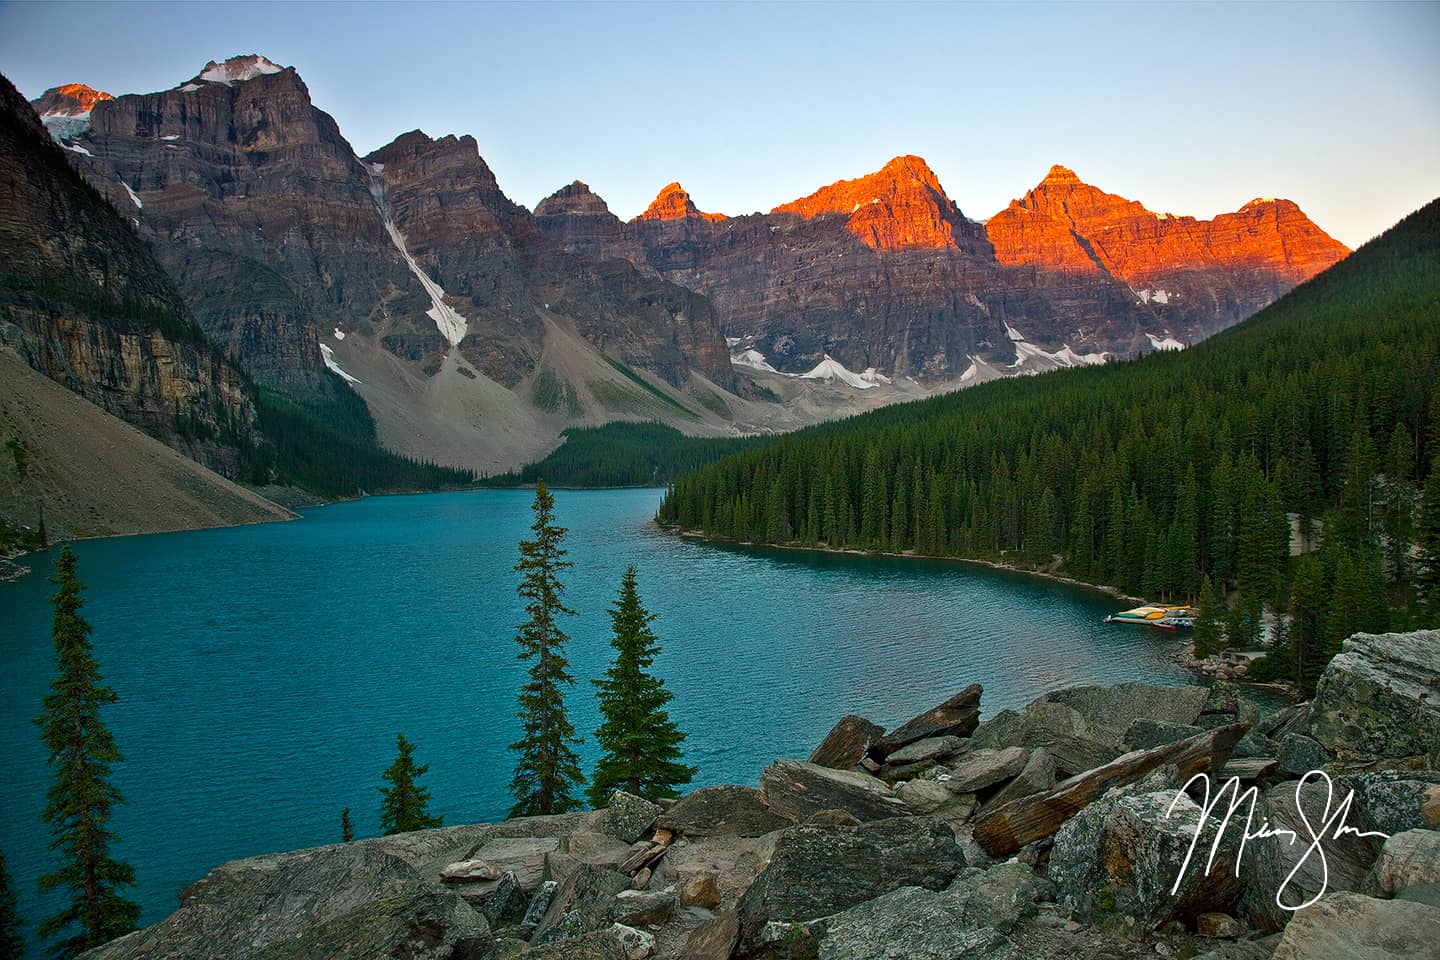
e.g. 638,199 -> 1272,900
194,54 -> 286,86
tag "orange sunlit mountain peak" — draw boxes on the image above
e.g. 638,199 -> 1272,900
772,154 -> 964,251
31,82 -> 113,116
634,182 -> 726,222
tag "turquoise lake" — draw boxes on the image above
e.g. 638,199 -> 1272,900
0,487 -> 1193,947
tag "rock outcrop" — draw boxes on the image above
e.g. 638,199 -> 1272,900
1308,630 -> 1440,765
75,632 -> 1439,960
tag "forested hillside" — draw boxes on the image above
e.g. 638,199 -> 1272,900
660,199 -> 1440,688
486,422 -> 761,488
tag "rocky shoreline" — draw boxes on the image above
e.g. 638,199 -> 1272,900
80,630 -> 1440,960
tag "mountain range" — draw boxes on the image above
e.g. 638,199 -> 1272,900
15,55 -> 1349,474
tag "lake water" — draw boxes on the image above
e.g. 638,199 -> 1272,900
0,487 -> 1192,950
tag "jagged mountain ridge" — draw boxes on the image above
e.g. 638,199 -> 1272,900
539,158 -> 1348,379
31,54 -> 1349,472
41,56 -> 744,472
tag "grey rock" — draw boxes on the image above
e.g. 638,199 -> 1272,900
1338,769 -> 1440,834
481,870 -> 530,927
814,886 -> 1013,960
241,892 -> 494,960
1240,777 -> 1382,932
1050,787 -> 1244,927
1231,729 -> 1281,760
467,836 -> 563,892
759,759 -> 911,823
1256,702 -> 1312,740
736,816 -> 967,950
884,735 -> 969,767
987,749 -> 1058,812
1124,720 -> 1205,752
1277,734 -> 1328,777
1309,630 -> 1440,764
1270,890 -> 1440,959
971,705 -> 1119,778
440,858 -> 502,882
542,851 -> 581,885
517,929 -> 629,959
608,923 -> 655,960
947,860 -> 1057,932
872,684 -> 983,759
1396,883 -> 1440,909
521,880 -> 559,930
532,909 -> 590,945
531,864 -> 630,943
1363,829 -> 1440,898
610,887 -> 677,927
897,779 -> 955,813
946,747 -> 1030,794
656,785 -> 790,838
1190,940 -> 1280,960
560,830 -> 634,869
1033,683 -> 1212,749
600,792 -> 661,844
810,715 -> 886,770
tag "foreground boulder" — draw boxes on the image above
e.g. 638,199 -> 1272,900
656,785 -> 790,838
973,723 -> 1247,857
1338,770 -> 1440,834
811,886 -> 1011,960
735,816 -> 966,952
1050,781 -> 1244,926
809,715 -> 885,770
870,684 -> 983,759
1363,829 -> 1440,898
1269,890 -> 1440,959
758,759 -> 910,823
1308,630 -> 1440,764
242,892 -> 492,960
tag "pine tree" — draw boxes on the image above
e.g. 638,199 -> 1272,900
509,482 -> 585,817
1290,555 -> 1328,689
340,808 -> 354,843
1192,575 -> 1224,659
1416,459 -> 1440,620
0,849 -> 24,960
587,566 -> 696,807
378,734 -> 442,835
35,547 -> 139,958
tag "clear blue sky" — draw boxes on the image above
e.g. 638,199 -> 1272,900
2,1 -> 1436,248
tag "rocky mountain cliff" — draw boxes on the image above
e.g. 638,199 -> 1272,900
43,57 -> 742,471
76,630 -> 1440,960
538,158 -> 1348,380
0,70 -> 260,477
29,54 -> 1350,473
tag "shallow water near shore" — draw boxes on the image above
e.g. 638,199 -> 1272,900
0,486 -> 1194,947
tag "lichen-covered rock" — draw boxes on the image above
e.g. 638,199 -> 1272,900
1277,735 -> 1328,777
736,817 -> 966,950
759,760 -> 910,823
607,923 -> 655,960
1050,787 -> 1244,927
946,861 -> 1057,932
813,886 -> 1012,960
1362,829 -> 1440,898
530,864 -> 630,944
1269,890 -> 1440,959
482,871 -> 531,927
599,792 -> 661,844
1308,631 -> 1440,763
244,892 -> 493,960
1123,720 -> 1205,751
1337,770 -> 1440,834
656,785 -> 790,838
610,887 -> 676,927
883,735 -> 970,768
809,715 -> 886,770
986,749 -> 1058,812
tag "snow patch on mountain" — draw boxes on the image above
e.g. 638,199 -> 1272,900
319,344 -> 361,384
731,348 -> 780,374
121,182 -> 142,209
1005,325 -> 1107,372
800,355 -> 878,390
1136,288 -> 1172,305
196,55 -> 285,86
1147,333 -> 1185,351
367,168 -> 467,347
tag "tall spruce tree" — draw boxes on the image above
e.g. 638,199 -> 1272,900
1192,575 -> 1225,659
35,546 -> 139,958
1,849 -> 23,960
588,567 -> 696,807
1417,459 -> 1440,621
509,482 -> 585,817
378,734 -> 442,835
340,808 -> 354,843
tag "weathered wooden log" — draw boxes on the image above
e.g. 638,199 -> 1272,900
972,722 -> 1247,857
